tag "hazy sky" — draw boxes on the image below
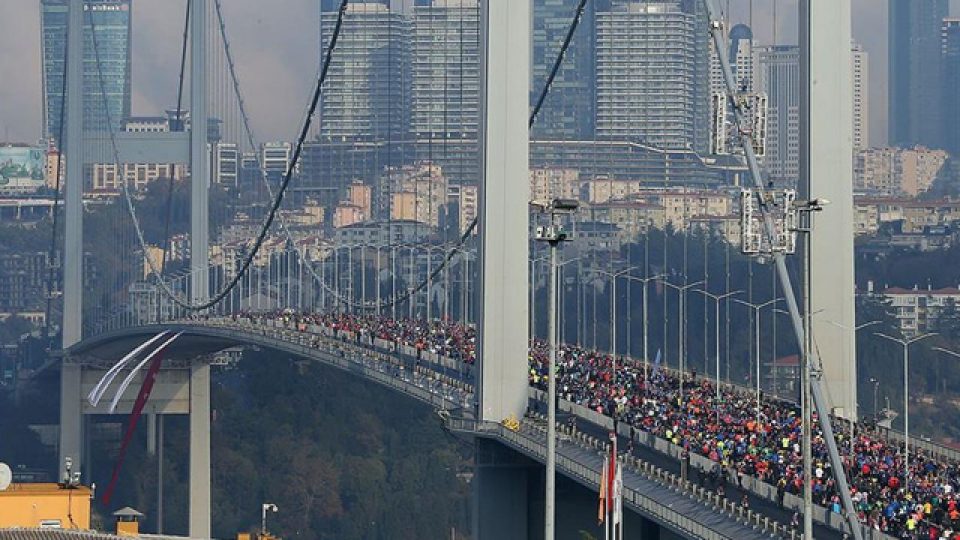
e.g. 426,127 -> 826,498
0,1 -> 957,146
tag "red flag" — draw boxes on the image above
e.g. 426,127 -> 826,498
102,351 -> 165,505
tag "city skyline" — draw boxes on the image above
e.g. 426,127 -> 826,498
1,0 -> 959,147
3,4 -> 960,539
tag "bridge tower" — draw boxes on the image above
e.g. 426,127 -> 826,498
58,0 -> 212,536
474,0 -> 532,539
801,0 -> 857,420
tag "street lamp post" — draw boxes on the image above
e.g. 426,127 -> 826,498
869,377 -> 880,418
532,198 -> 578,540
661,279 -> 705,405
874,331 -> 938,486
622,273 -> 665,385
261,503 -> 278,536
594,266 -> 639,393
734,297 -> 782,426
695,289 -> 742,411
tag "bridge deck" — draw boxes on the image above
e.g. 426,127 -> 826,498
70,320 -> 876,540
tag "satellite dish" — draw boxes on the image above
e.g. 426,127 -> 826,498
0,463 -> 12,491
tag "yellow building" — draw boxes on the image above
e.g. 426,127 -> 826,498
530,167 -> 580,202
0,484 -> 91,529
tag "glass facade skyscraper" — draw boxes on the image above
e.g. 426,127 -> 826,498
319,1 -> 410,142
410,0 -> 480,141
942,19 -> 960,157
888,0 -> 948,149
319,1 -> 411,219
41,0 -> 132,145
756,45 -> 800,185
531,0 -> 596,140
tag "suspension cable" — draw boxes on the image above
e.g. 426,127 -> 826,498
215,0 -> 470,311
337,0 -> 589,310
392,0 -> 591,307
88,0 -> 352,311
238,0 -> 587,312
97,0 -> 585,316
214,0 -> 455,310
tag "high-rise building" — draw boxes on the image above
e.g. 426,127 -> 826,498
689,0 -> 711,156
410,0 -> 480,141
41,0 -> 132,144
446,183 -> 477,234
319,1 -> 410,142
531,0 -> 596,140
889,0 -> 948,148
595,1 -> 697,150
319,1 -> 411,218
756,45 -> 800,185
213,143 -> 239,186
261,142 -> 292,184
942,18 -> 960,157
729,24 -> 756,94
709,24 -> 755,101
851,42 -> 869,152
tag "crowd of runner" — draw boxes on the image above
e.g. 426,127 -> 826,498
227,311 -> 960,538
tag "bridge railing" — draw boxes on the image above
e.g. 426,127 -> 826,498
171,317 -> 474,413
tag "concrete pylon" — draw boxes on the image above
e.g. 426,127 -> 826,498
59,0 -> 85,475
477,0 -> 530,424
191,0 -> 210,306
801,0 -> 857,420
189,363 -> 211,538
188,0 -> 211,537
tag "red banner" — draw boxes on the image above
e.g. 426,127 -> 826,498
102,351 -> 164,505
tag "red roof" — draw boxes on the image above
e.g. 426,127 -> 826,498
769,354 -> 800,367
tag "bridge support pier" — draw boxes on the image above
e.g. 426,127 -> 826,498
639,517 -> 661,540
472,438 -> 534,540
58,363 -> 82,476
189,363 -> 211,539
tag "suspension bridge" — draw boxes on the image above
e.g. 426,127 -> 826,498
39,0 -> 932,539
